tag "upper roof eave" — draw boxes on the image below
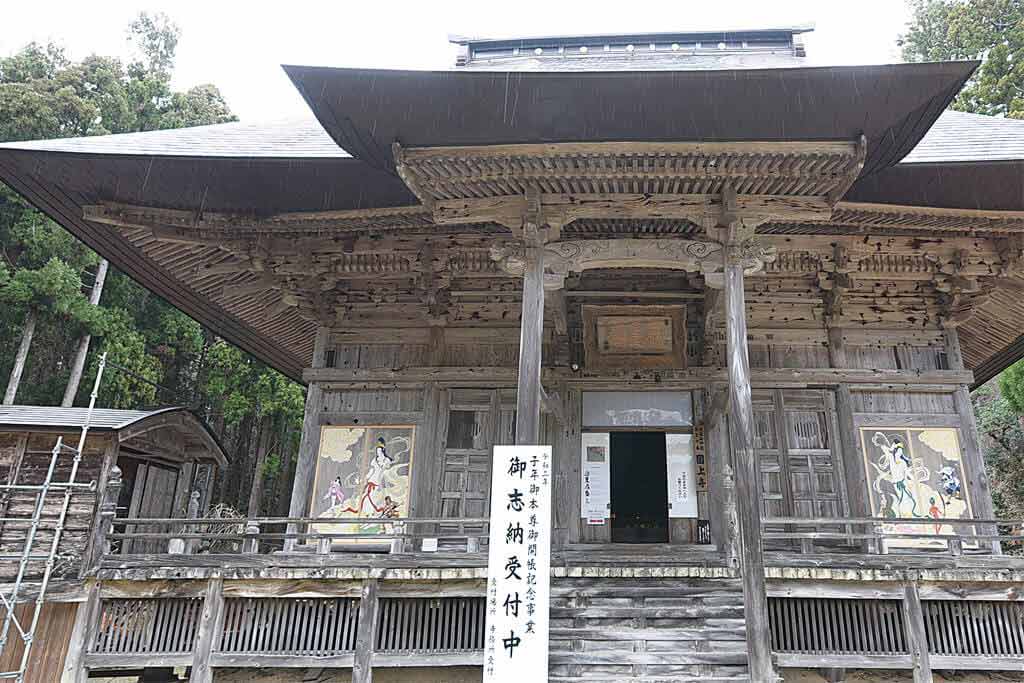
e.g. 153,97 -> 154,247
283,60 -> 978,179
447,25 -> 817,46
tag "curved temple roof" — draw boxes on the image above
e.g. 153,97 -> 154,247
4,57 -> 1024,384
283,61 -> 975,177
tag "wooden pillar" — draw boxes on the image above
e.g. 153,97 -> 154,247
189,577 -> 224,683
828,328 -> 870,520
552,385 -> 580,547
353,579 -> 380,683
516,247 -> 545,444
944,327 -> 999,553
285,327 -> 331,551
82,463 -> 121,576
61,579 -> 101,683
723,246 -> 776,682
705,389 -> 731,555
901,580 -> 933,683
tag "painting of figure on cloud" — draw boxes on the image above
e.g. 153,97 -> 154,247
310,426 -> 415,543
861,427 -> 971,549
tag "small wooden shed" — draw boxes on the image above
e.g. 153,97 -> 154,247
0,406 -> 226,683
0,406 -> 227,576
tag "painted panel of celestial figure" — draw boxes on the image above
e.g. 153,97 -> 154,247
310,426 -> 415,545
860,427 -> 971,549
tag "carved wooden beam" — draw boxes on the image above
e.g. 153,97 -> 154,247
435,193 -> 833,228
84,201 -> 431,234
827,201 -> 1024,233
488,238 -> 778,290
396,139 -> 863,204
826,134 -> 867,204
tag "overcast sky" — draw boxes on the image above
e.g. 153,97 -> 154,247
3,1 -> 913,123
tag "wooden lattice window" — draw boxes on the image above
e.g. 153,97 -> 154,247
93,598 -> 202,654
439,389 -> 514,522
219,598 -> 359,655
375,597 -> 485,652
769,597 -> 908,655
754,389 -> 847,522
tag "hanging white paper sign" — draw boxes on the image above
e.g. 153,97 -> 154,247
580,432 -> 610,524
666,434 -> 697,519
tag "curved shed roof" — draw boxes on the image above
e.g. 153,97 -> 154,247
0,406 -> 227,466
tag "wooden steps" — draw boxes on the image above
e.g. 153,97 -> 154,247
549,576 -> 750,681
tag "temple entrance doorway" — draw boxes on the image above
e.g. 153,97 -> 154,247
610,431 -> 669,543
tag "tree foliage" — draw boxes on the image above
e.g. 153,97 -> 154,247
0,13 -> 300,516
901,0 -> 1024,117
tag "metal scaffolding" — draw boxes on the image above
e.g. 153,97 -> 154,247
0,354 -> 106,682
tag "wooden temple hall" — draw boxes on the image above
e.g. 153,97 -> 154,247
7,23 -> 1024,683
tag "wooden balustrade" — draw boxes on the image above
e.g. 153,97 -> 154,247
101,515 -> 491,557
762,515 -> 1024,556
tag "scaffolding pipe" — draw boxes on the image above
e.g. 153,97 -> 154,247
15,353 -> 107,682
0,353 -> 106,683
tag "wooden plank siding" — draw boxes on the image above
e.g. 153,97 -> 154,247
0,431 -> 108,582
0,601 -> 77,682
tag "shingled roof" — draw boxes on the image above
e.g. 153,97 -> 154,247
903,110 -> 1024,164
0,109 -> 1017,167
0,117 -> 347,159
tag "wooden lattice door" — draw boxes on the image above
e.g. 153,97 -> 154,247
438,389 -> 515,538
753,389 -> 847,546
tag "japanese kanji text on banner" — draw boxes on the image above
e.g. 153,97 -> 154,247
483,445 -> 553,682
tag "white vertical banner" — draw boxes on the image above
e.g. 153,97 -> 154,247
580,432 -> 611,524
483,445 -> 552,683
666,434 -> 698,518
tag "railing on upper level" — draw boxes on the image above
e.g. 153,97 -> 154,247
761,516 -> 1020,557
106,515 -> 490,553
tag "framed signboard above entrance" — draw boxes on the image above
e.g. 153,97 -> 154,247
582,305 -> 687,371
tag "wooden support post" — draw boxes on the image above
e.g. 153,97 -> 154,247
184,490 -> 201,555
352,579 -> 380,683
820,668 -> 846,683
243,521 -> 260,554
944,327 -> 1000,554
554,387 -> 582,546
828,328 -> 872,546
516,246 -> 545,444
706,388 -> 731,555
723,244 -> 776,682
61,579 -> 101,683
286,327 -> 330,551
189,577 -> 225,683
82,465 -> 121,576
901,580 -> 933,683
170,491 -> 201,555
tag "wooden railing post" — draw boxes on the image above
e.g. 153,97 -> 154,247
189,577 -> 224,683
82,466 -> 121,576
352,579 -> 379,683
243,522 -> 260,554
901,579 -> 933,683
169,491 -> 201,554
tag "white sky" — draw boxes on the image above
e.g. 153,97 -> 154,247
2,0 -> 912,123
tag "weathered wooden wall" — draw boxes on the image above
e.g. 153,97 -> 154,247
289,279 -> 991,555
0,601 -> 77,682
0,431 -> 109,580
